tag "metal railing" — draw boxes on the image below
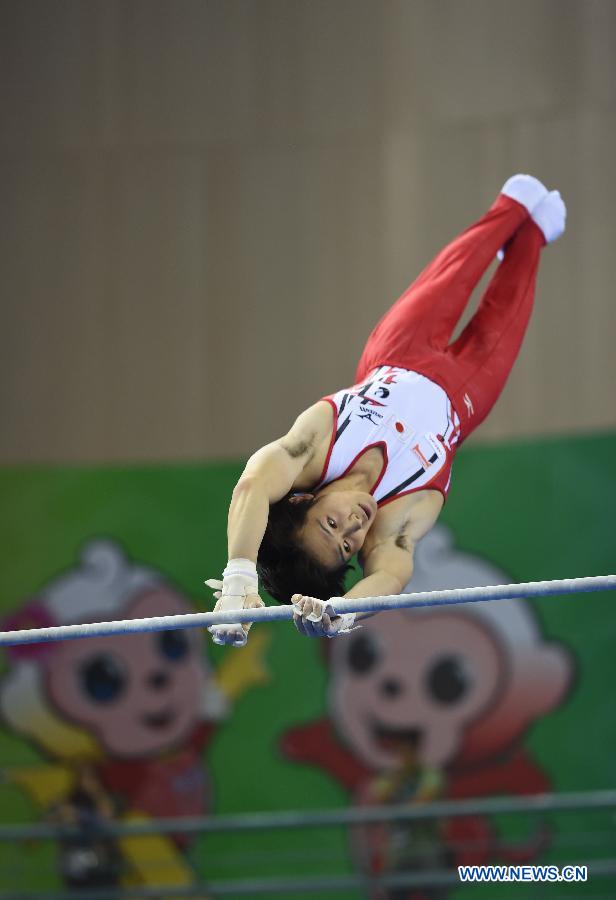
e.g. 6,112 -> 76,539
0,789 -> 615,898
2,788 -> 616,841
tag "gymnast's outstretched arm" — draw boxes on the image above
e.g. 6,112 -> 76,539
207,405 -> 328,646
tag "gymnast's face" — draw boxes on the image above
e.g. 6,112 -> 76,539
295,490 -> 377,569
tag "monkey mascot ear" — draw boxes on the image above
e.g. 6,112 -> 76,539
458,602 -> 575,766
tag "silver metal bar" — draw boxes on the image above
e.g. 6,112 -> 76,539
0,575 -> 614,646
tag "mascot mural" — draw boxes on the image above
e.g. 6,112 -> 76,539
281,525 -> 576,898
0,539 -> 268,890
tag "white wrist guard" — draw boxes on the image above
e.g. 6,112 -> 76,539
220,558 -> 259,598
223,558 -> 258,579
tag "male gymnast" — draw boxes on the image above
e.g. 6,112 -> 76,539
205,175 -> 566,645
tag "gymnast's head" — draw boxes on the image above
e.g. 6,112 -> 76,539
257,488 -> 377,604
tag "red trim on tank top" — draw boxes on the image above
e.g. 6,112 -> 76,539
377,484 -> 448,508
316,398 -> 338,486
376,465 -> 450,508
335,441 -> 389,495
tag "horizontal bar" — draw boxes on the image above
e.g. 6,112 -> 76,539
0,575 -> 613,646
1,789 -> 615,841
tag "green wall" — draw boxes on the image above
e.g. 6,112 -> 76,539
0,432 -> 614,897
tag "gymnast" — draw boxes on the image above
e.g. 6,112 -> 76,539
206,175 -> 566,646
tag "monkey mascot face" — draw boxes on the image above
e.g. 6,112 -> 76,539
45,587 -> 207,759
329,605 -> 572,770
329,609 -> 508,769
327,527 -> 574,771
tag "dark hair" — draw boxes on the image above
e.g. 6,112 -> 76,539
257,492 -> 354,604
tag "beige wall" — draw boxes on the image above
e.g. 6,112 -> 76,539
1,0 -> 615,464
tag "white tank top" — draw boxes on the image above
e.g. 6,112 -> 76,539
314,366 -> 461,506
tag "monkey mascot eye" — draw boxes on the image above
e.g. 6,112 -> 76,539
348,633 -> 380,675
80,654 -> 127,704
157,629 -> 190,662
425,655 -> 471,704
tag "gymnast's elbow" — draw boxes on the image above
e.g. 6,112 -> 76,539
382,570 -> 406,596
359,541 -> 414,597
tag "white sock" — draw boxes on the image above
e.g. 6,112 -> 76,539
531,190 -> 567,244
501,174 -> 549,214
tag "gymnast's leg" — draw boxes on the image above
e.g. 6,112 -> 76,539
355,175 -> 549,383
445,189 -> 567,439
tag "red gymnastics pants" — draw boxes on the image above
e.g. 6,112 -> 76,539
354,194 -> 545,444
